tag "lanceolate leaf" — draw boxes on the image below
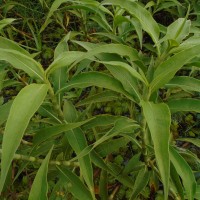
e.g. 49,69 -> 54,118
130,166 -> 150,200
102,0 -> 160,52
33,118 -> 94,145
151,44 -> 200,93
0,84 -> 48,193
141,101 -> 170,200
176,138 -> 200,148
170,164 -> 184,200
40,0 -> 72,33
47,43 -> 141,77
63,102 -> 94,198
166,76 -> 200,92
46,51 -> 85,76
169,146 -> 196,200
0,37 -> 45,81
0,18 -> 15,31
167,98 -> 200,113
28,146 -> 53,200
69,118 -> 139,162
58,72 -> 134,101
68,43 -> 140,70
66,128 -> 95,198
0,101 -> 13,126
57,166 -> 93,200
76,91 -> 119,106
0,37 -> 22,53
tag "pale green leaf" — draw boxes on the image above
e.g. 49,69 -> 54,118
0,18 -> 15,31
170,146 -> 196,200
141,101 -> 170,200
170,164 -> 184,200
28,146 -> 53,200
57,166 -> 93,200
46,51 -> 85,76
69,118 -> 139,162
33,118 -> 94,145
166,76 -> 200,92
167,98 -> 200,113
91,151 -> 134,188
95,137 -> 129,157
0,84 -> 48,193
63,102 -> 94,198
176,138 -> 200,148
69,43 -> 140,68
0,101 -> 13,126
159,18 -> 191,45
58,72 -> 134,101
65,128 -> 95,198
130,166 -> 150,199
76,91 -> 119,107
102,0 -> 160,53
151,44 -> 200,93
195,185 -> 200,200
0,37 -> 45,81
40,0 -> 72,33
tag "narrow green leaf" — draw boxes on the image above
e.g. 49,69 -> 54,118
170,164 -> 184,200
63,100 -> 94,198
167,98 -> 200,113
66,128 -> 95,198
33,118 -> 94,145
159,18 -> 191,45
54,33 -> 70,59
82,115 -> 127,130
99,169 -> 108,200
52,68 -> 67,106
58,72 -> 134,101
28,146 -> 53,200
0,37 -> 45,81
0,101 -> 13,126
91,151 -> 134,188
141,101 -> 170,200
170,146 -> 196,200
39,0 -> 72,33
69,118 -> 139,162
151,44 -> 200,93
73,43 -> 140,64
46,51 -> 85,76
57,166 -> 93,200
176,138 -> 200,148
95,137 -> 129,157
166,76 -> 200,92
63,100 -> 78,123
102,0 -> 160,52
0,84 -> 48,193
0,18 -> 15,30
130,166 -> 150,200
76,91 -> 119,107
123,153 -> 144,174
195,185 -> 200,200
98,61 -> 146,101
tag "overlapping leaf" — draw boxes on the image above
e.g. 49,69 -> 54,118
0,84 -> 48,193
141,101 -> 170,200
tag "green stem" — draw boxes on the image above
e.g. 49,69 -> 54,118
0,149 -> 79,167
47,81 -> 65,121
140,113 -> 148,164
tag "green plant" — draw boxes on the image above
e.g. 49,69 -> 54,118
0,0 -> 200,199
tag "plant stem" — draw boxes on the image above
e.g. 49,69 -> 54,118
0,149 -> 79,167
140,113 -> 148,164
47,82 -> 65,121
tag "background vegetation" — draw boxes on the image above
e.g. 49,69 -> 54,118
0,0 -> 200,199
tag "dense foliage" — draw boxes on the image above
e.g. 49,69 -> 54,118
0,0 -> 200,199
